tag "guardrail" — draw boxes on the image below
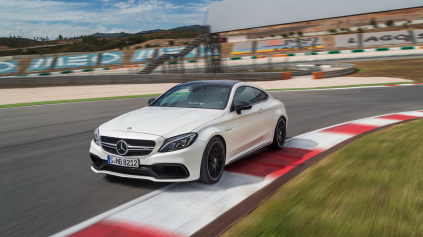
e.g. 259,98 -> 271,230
315,63 -> 356,79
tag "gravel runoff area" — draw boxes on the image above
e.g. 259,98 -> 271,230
0,76 -> 411,105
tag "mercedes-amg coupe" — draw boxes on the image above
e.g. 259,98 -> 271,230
89,80 -> 288,183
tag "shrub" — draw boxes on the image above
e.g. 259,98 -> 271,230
168,40 -> 174,46
289,32 -> 294,36
135,46 -> 142,49
297,31 -> 303,37
385,20 -> 394,27
282,33 -> 288,38
270,34 -> 275,37
357,27 -> 364,33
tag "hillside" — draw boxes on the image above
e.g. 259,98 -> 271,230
89,25 -> 208,38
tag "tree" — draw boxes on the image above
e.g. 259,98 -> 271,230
168,40 -> 174,46
370,18 -> 378,28
297,31 -> 303,37
385,20 -> 394,27
282,33 -> 288,38
270,34 -> 275,37
57,35 -> 63,41
289,32 -> 294,36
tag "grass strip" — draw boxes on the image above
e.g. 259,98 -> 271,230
223,118 -> 423,237
0,94 -> 161,109
1,82 -> 417,108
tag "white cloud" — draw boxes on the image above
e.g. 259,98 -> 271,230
0,0 -> 210,38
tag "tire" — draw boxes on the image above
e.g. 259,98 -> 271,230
199,137 -> 226,184
269,117 -> 286,150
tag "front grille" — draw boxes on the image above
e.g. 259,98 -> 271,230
90,154 -> 189,179
100,136 -> 155,156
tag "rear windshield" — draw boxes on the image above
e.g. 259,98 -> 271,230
150,84 -> 232,110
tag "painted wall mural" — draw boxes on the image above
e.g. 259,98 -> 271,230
132,46 -> 205,63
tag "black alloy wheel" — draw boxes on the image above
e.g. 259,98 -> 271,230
199,137 -> 226,184
269,117 -> 286,150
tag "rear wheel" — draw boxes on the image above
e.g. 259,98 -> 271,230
269,117 -> 286,150
199,137 -> 226,184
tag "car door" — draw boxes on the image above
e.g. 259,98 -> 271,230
251,87 -> 275,142
226,86 -> 268,159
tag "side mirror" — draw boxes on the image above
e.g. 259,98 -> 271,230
148,98 -> 156,105
235,101 -> 252,114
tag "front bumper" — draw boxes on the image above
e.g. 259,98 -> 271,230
89,139 -> 206,182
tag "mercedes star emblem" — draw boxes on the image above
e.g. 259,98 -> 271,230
116,140 -> 129,155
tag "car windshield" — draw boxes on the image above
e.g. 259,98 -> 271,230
151,84 -> 232,110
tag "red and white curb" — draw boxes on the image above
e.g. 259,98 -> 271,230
52,110 -> 423,237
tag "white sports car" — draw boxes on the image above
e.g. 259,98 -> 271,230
90,80 -> 288,184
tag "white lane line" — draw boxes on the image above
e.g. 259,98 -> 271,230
50,183 -> 181,237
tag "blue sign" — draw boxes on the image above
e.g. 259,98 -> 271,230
0,60 -> 18,74
132,49 -> 156,62
27,57 -> 55,72
164,46 -> 205,58
54,54 -> 99,69
100,52 -> 122,65
132,46 -> 206,63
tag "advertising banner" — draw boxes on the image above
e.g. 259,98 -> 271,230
132,46 -> 205,63
54,54 -> 99,70
99,52 -> 122,65
414,29 -> 423,43
0,60 -> 18,74
27,57 -> 55,71
255,37 -> 324,53
362,31 -> 412,47
336,34 -> 360,48
231,42 -> 253,54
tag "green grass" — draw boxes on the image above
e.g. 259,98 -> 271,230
0,94 -> 160,108
222,118 -> 423,237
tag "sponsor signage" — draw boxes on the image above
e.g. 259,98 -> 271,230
0,60 -> 18,74
54,54 -> 99,69
414,29 -> 423,43
232,42 -> 253,54
27,52 -> 122,71
255,37 -> 324,53
132,46 -> 205,62
27,57 -> 55,71
99,52 -> 122,65
336,34 -> 360,48
362,31 -> 412,47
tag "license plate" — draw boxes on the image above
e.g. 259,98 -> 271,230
108,156 -> 139,168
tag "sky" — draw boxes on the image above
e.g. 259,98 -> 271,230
0,0 -> 220,39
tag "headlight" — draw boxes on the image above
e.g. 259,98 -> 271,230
94,128 -> 100,146
159,133 -> 197,152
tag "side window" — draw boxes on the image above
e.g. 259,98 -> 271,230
232,87 -> 257,107
252,88 -> 269,103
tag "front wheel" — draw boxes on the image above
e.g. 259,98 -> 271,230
269,117 -> 286,150
199,137 -> 226,184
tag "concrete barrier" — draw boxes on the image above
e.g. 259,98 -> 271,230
0,63 -> 356,88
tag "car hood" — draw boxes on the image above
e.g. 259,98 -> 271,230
101,106 -> 225,137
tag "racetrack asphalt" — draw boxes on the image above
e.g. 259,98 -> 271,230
1,85 -> 423,236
